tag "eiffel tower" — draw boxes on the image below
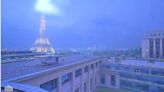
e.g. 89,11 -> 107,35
31,15 -> 55,54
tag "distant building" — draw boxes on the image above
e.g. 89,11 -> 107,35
142,31 -> 164,60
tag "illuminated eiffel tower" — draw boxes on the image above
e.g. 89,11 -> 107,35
31,15 -> 55,54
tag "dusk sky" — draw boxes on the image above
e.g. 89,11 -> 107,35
2,0 -> 164,50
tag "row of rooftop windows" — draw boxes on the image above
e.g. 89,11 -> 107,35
120,72 -> 164,85
120,79 -> 164,92
62,62 -> 99,84
100,74 -> 116,87
40,61 -> 100,92
101,64 -> 164,76
100,73 -> 164,92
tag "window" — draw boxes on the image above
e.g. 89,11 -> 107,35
111,75 -> 116,86
75,88 -> 80,92
135,69 -> 140,74
120,80 -> 133,88
134,82 -> 149,92
91,64 -> 94,69
115,65 -> 119,70
100,74 -> 105,84
62,72 -> 72,84
96,62 -> 98,67
84,66 -> 89,73
140,68 -> 149,74
75,69 -> 82,77
90,78 -> 93,90
120,72 -> 133,79
151,69 -> 164,76
155,39 -> 160,58
40,79 -> 57,92
149,39 -> 154,58
99,61 -> 101,64
84,82 -> 87,92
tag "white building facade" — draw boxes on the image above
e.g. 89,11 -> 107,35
142,31 -> 164,60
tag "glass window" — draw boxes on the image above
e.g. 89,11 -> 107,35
135,69 -> 140,74
115,65 -> 119,70
75,88 -> 80,92
140,68 -> 149,74
84,82 -> 87,92
75,69 -> 82,77
111,75 -> 116,86
134,82 -> 149,92
120,72 -> 133,79
134,75 -> 149,82
84,66 -> 89,73
62,72 -> 72,84
96,62 -> 98,67
100,74 -> 105,84
150,85 -> 164,92
120,80 -> 133,88
40,79 -> 57,92
151,69 -> 164,76
149,76 -> 164,85
91,64 -> 94,69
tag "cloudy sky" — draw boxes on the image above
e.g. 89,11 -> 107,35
2,0 -> 164,50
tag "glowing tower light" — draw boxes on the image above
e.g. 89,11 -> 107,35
31,0 -> 60,54
31,15 -> 55,54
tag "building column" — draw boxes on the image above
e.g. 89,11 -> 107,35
58,76 -> 62,92
153,39 -> 156,58
88,66 -> 91,92
93,64 -> 96,92
71,71 -> 75,92
81,68 -> 84,92
105,74 -> 108,87
116,74 -> 120,88
160,38 -> 163,59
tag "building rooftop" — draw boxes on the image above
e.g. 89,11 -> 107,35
143,30 -> 164,39
2,54 -> 100,82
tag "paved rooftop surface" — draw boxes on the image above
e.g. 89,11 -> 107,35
2,54 -> 99,81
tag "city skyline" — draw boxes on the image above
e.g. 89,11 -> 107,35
2,0 -> 164,50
